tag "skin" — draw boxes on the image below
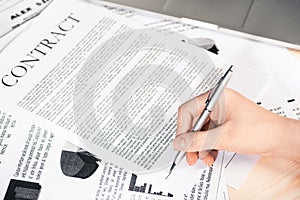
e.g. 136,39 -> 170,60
173,88 -> 300,166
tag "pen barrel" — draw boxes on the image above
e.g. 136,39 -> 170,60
206,85 -> 225,111
206,67 -> 233,111
192,109 -> 211,131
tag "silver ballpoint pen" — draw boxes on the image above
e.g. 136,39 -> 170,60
166,65 -> 234,179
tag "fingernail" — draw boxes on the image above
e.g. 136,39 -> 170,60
173,136 -> 187,151
203,157 -> 214,167
203,159 -> 210,167
188,161 -> 193,166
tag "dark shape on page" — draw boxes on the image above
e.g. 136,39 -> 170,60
60,150 -> 99,179
128,174 -> 173,197
4,179 -> 41,200
182,37 -> 219,54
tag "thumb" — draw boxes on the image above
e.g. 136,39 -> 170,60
173,126 -> 223,152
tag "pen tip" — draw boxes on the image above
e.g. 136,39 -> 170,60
165,171 -> 171,179
165,162 -> 176,179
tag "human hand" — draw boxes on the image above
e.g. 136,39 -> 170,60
173,88 -> 291,166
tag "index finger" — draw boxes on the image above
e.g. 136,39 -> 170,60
176,91 -> 210,136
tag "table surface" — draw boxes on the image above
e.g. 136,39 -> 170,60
228,49 -> 300,200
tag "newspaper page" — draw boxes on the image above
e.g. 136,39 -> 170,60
0,105 -> 171,199
0,104 -> 228,199
0,0 -> 223,174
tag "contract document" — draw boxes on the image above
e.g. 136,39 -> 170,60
0,0 -> 223,173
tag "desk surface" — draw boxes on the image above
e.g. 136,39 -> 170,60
228,49 -> 300,200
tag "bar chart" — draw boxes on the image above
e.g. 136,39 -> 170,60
128,174 -> 173,197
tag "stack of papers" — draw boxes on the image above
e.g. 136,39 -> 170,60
0,0 -> 299,199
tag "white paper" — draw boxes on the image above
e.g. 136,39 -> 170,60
95,1 -> 265,191
244,42 -> 300,101
106,2 -> 300,193
224,153 -> 259,189
97,0 -> 300,103
3,0 -> 299,198
136,157 -> 207,197
183,151 -> 227,200
0,0 -> 233,199
97,1 -> 275,102
0,103 -> 231,199
97,3 -> 300,192
0,0 -> 52,38
0,105 -> 169,199
0,0 -> 227,174
0,19 -> 30,53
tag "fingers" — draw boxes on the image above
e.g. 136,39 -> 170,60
176,92 -> 210,136
174,91 -> 222,167
200,150 -> 218,166
186,152 -> 198,166
200,153 -> 214,166
186,150 -> 218,166
185,151 -> 210,166
173,125 -> 223,152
